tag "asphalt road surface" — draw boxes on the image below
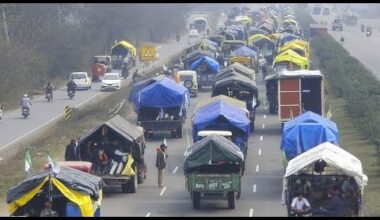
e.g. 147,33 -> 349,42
101,70 -> 288,217
0,12 -> 209,159
312,13 -> 380,81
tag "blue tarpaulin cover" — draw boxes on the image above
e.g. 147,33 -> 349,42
280,111 -> 340,159
279,32 -> 300,46
135,77 -> 189,112
189,56 -> 220,73
192,100 -> 251,142
234,46 -> 257,58
128,75 -> 167,103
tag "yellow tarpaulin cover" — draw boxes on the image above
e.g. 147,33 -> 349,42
288,39 -> 310,53
279,42 -> 309,58
283,18 -> 297,26
248,34 -> 272,46
121,154 -> 135,176
268,33 -> 282,40
111,41 -> 137,57
274,49 -> 309,69
8,177 -> 98,217
234,16 -> 252,26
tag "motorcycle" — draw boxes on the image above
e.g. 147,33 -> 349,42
68,90 -> 75,99
22,107 -> 29,119
45,93 -> 52,102
176,35 -> 181,42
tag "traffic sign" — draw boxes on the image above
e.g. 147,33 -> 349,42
141,45 -> 157,61
65,106 -> 72,120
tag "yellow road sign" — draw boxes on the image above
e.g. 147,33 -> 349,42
65,106 -> 72,120
141,45 -> 157,61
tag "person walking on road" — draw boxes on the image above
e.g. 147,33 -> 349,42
65,139 -> 77,161
156,143 -> 168,188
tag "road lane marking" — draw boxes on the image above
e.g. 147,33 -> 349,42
255,165 -> 259,173
146,212 -> 151,217
264,105 -> 267,110
260,136 -> 263,141
253,184 -> 257,193
262,124 -> 265,129
249,208 -> 254,217
0,157 -> 2,161
263,114 -> 266,119
186,131 -> 190,150
160,187 -> 167,196
173,166 -> 178,174
258,149 -> 261,156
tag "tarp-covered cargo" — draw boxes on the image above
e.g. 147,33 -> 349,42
7,166 -> 104,217
279,32 -> 300,46
195,95 -> 248,113
233,46 -> 257,59
135,77 -> 190,112
217,62 -> 256,80
111,40 -> 137,57
273,49 -> 309,70
281,142 -> 368,205
280,111 -> 340,160
128,75 -> 167,103
184,134 -> 244,172
192,100 -> 251,142
189,56 -> 220,73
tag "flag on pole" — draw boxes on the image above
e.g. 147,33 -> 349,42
47,151 -> 60,175
25,148 -> 32,178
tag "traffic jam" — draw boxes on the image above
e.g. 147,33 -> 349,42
5,5 -> 367,217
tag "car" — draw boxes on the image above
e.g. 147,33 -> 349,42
177,70 -> 198,97
70,72 -> 91,90
101,72 -> 121,91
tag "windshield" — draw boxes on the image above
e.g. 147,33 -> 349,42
103,74 -> 119,80
180,75 -> 193,81
71,74 -> 86,79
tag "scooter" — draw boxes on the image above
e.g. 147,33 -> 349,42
22,107 -> 29,119
68,90 -> 75,99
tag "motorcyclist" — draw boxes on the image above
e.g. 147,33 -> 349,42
132,69 -> 141,83
44,81 -> 54,100
122,64 -> 129,79
20,94 -> 32,113
340,35 -> 344,43
361,24 -> 365,32
67,79 -> 77,94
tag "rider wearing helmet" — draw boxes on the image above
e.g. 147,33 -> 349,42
67,79 -> 77,94
20,94 -> 32,112
44,81 -> 54,100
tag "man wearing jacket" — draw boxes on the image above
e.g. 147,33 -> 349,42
156,144 -> 168,188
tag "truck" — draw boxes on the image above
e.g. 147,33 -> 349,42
281,142 -> 368,217
184,134 -> 244,209
188,56 -> 220,90
264,70 -> 324,129
134,77 -> 190,139
91,56 -> 112,81
75,115 -> 147,193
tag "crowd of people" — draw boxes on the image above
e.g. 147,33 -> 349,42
290,175 -> 358,217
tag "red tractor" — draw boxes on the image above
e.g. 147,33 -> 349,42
91,55 -> 112,81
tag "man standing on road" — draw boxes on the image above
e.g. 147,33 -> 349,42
156,143 -> 168,188
65,139 -> 77,161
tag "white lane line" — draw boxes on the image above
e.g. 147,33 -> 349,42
146,212 -> 151,217
255,165 -> 259,173
186,131 -> 190,150
259,136 -> 263,141
258,149 -> 261,156
173,166 -> 179,174
0,157 -> 2,161
249,208 -> 254,217
263,114 -> 267,119
160,187 -> 167,196
253,184 -> 257,193
264,105 -> 267,110
262,124 -> 265,129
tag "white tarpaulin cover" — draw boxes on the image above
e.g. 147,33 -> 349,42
281,142 -> 368,205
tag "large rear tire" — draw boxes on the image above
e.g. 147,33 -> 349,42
192,192 -> 201,209
227,192 -> 236,209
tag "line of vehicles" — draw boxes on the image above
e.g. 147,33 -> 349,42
5,5 -> 368,217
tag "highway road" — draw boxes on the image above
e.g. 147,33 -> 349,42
311,12 -> 380,81
0,12 -> 209,160
101,67 -> 287,217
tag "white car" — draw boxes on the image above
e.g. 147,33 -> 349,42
101,73 -> 121,91
70,72 -> 91,90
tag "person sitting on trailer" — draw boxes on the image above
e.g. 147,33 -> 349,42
291,193 -> 312,217
40,201 -> 59,217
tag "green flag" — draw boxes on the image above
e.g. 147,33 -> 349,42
47,151 -> 60,175
25,148 -> 32,177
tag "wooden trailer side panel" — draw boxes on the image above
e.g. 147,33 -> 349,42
279,78 -> 301,120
